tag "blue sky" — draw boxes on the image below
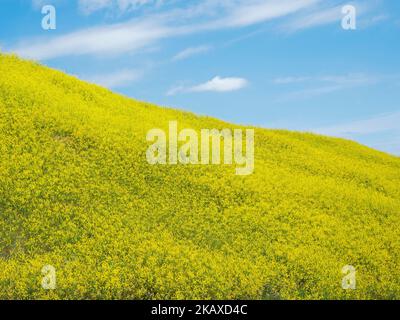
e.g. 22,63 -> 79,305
1,0 -> 400,155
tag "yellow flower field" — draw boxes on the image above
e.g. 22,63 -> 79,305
0,54 -> 399,299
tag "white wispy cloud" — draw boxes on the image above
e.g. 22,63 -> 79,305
32,0 -> 47,8
78,0 -> 163,15
172,45 -> 211,61
83,69 -> 141,88
166,85 -> 186,96
358,13 -> 389,29
274,73 -> 378,101
13,19 -> 173,60
167,76 -> 248,95
17,1 -> 385,61
312,111 -> 400,155
79,0 -> 113,13
282,4 -> 342,32
273,76 -> 311,84
32,0 -> 60,9
281,1 -> 376,32
314,111 -> 400,137
215,0 -> 319,28
191,76 -> 249,92
17,0 -> 324,60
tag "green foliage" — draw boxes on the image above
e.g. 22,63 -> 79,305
0,54 -> 399,299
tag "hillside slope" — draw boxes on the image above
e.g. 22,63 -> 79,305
0,54 -> 399,299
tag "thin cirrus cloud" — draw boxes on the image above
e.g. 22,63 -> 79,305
282,5 -> 344,32
83,69 -> 141,88
273,76 -> 311,84
273,73 -> 379,102
280,0 -> 375,32
13,19 -> 173,60
314,111 -> 400,137
78,0 -> 164,15
167,76 -> 249,95
274,73 -> 378,86
312,111 -> 400,155
213,0 -> 319,28
172,45 -> 211,61
16,0 -> 328,60
32,0 -> 53,8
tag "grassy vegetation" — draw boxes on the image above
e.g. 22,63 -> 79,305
0,53 -> 399,299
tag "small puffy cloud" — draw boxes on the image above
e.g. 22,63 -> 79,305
173,45 -> 211,61
191,76 -> 249,92
167,76 -> 249,95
